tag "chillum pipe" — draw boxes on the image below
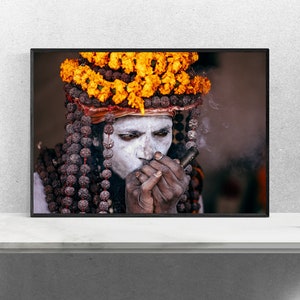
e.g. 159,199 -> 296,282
180,146 -> 199,168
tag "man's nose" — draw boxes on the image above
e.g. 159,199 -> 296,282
137,136 -> 155,161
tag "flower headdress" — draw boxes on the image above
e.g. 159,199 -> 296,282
60,51 -> 211,123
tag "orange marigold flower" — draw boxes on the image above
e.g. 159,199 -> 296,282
108,52 -> 123,70
60,59 -> 79,82
176,71 -> 190,85
112,79 -> 128,104
127,92 -> 145,114
159,83 -> 173,95
190,76 -> 211,95
135,53 -> 154,77
97,86 -> 111,102
174,84 -> 186,94
127,81 -> 142,94
121,52 -> 136,74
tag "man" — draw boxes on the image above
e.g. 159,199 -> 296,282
34,51 -> 210,214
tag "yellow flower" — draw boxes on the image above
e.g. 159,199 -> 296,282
80,52 -> 110,67
60,52 -> 210,114
188,76 -> 211,95
159,83 -> 173,95
121,52 -> 136,74
127,81 -> 142,94
60,59 -> 79,82
128,92 -> 145,114
108,52 -> 123,70
174,84 -> 186,94
176,71 -> 190,85
98,86 -> 112,102
135,52 -> 154,77
141,74 -> 161,97
112,79 -> 128,104
153,53 -> 167,75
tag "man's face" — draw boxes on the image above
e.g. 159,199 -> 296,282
103,115 -> 173,179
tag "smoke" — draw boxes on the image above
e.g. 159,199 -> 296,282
195,52 -> 267,173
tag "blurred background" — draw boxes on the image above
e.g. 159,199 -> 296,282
33,50 -> 268,215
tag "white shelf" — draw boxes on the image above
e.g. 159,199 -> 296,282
0,213 -> 299,253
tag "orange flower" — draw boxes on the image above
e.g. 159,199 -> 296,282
82,52 -> 110,67
60,59 -> 79,82
112,79 -> 128,104
128,92 -> 145,114
108,52 -> 123,70
60,52 -> 210,114
121,52 -> 136,74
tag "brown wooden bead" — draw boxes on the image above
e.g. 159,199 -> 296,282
71,133 -> 81,144
78,188 -> 90,199
103,149 -> 113,159
99,201 -> 109,211
101,180 -> 110,190
151,96 -> 161,108
62,197 -> 73,207
80,164 -> 91,174
104,124 -> 114,135
81,126 -> 92,136
161,96 -> 170,108
103,159 -> 112,169
170,95 -> 179,105
69,153 -> 81,165
66,124 -> 74,134
66,164 -> 79,175
65,186 -> 75,196
80,148 -> 91,158
188,119 -> 198,129
66,174 -> 77,185
67,103 -> 77,113
48,201 -> 58,212
81,115 -> 92,126
74,110 -> 83,120
103,139 -> 114,149
66,113 -> 74,122
101,169 -> 112,179
67,143 -> 82,155
79,176 -> 90,187
187,130 -> 197,140
100,190 -> 110,201
78,200 -> 89,211
44,185 -> 53,194
144,98 -> 152,108
73,120 -> 82,132
46,194 -> 54,203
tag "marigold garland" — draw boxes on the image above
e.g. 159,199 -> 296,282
60,52 -> 211,114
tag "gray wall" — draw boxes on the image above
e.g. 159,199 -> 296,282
1,0 -> 300,213
1,1 -> 300,299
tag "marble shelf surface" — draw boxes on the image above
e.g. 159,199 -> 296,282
0,213 -> 299,253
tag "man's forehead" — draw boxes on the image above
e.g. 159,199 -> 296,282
113,115 -> 172,131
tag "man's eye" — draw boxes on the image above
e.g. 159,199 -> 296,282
118,133 -> 139,141
154,130 -> 169,137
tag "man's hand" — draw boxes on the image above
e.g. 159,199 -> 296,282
125,169 -> 162,213
131,152 -> 190,213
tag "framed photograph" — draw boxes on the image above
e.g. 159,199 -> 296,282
31,49 -> 268,217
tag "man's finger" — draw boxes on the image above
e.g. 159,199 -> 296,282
138,171 -> 162,211
153,152 -> 184,180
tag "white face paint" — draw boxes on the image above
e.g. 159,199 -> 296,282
103,115 -> 173,179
